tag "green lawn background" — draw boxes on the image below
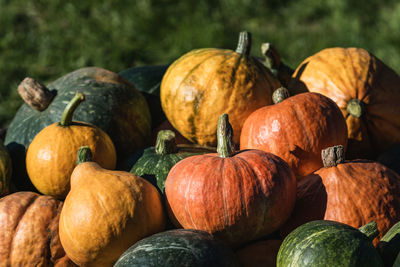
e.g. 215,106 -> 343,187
1,0 -> 400,128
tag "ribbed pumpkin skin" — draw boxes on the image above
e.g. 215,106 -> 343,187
59,162 -> 165,266
277,220 -> 384,267
161,48 -> 280,146
281,160 -> 400,246
26,122 -> 116,199
114,229 -> 240,267
165,150 -> 296,246
289,47 -> 400,159
5,67 -> 151,190
0,141 -> 11,197
240,92 -> 348,177
0,192 -> 76,266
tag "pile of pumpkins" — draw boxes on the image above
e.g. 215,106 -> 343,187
0,31 -> 400,266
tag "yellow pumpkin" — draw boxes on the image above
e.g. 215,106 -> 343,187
59,146 -> 165,266
160,31 -> 281,146
26,93 -> 116,199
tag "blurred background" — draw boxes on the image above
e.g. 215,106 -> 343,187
1,0 -> 400,128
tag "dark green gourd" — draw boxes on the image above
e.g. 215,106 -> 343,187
378,221 -> 400,266
5,67 -> 151,190
277,220 -> 384,267
119,64 -> 169,129
114,229 -> 240,267
127,130 -> 215,192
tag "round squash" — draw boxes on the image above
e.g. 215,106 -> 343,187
26,93 -> 116,199
0,192 -> 75,266
0,141 -> 11,197
277,220 -> 384,266
119,64 -> 170,129
289,47 -> 400,159
5,67 -> 150,191
160,31 -> 281,146
280,145 -> 400,246
240,89 -> 348,177
114,229 -> 240,267
129,130 -> 215,192
59,146 -> 165,266
165,114 -> 296,246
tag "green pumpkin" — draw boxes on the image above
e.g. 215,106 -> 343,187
127,130 -> 215,192
378,221 -> 400,267
0,141 -> 11,196
119,64 -> 169,129
5,67 -> 151,190
277,220 -> 384,267
114,229 -> 240,267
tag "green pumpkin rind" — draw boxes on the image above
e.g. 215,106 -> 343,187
114,229 -> 240,267
129,130 -> 215,192
5,67 -> 151,190
378,221 -> 400,267
119,65 -> 170,129
277,220 -> 384,267
0,141 -> 11,196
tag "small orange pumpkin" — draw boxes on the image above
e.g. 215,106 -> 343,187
26,93 -> 116,199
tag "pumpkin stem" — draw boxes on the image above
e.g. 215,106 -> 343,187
59,92 -> 85,126
76,146 -> 93,165
272,87 -> 290,104
217,114 -> 236,158
155,130 -> 178,155
359,221 -> 379,241
347,99 -> 365,118
261,43 -> 294,87
17,77 -> 55,111
235,31 -> 251,56
321,145 -> 345,167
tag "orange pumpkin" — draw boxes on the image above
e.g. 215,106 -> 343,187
26,93 -> 116,199
236,239 -> 282,267
280,145 -> 400,246
289,47 -> 400,159
240,89 -> 348,177
0,192 -> 75,266
59,147 -> 165,266
160,31 -> 281,146
165,114 -> 296,246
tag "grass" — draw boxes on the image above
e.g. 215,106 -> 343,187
1,0 -> 400,128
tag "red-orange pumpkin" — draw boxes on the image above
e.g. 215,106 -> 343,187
240,89 -> 348,177
280,145 -> 400,246
0,192 -> 75,266
165,114 -> 296,246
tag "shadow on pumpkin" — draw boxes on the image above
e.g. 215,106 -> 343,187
279,174 -> 328,238
287,61 -> 309,95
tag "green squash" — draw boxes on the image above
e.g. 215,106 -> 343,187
126,130 -> 215,192
114,229 -> 240,267
5,67 -> 151,190
0,141 -> 11,196
277,220 -> 384,267
119,64 -> 169,129
378,221 -> 400,267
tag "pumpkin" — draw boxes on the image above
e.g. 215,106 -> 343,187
377,143 -> 400,175
289,47 -> 400,160
0,191 -> 75,266
26,93 -> 116,199
236,239 -> 282,267
165,114 -> 296,246
5,67 -> 151,191
59,146 -> 165,266
160,31 -> 281,146
114,229 -> 239,267
277,220 -> 384,266
378,221 -> 400,267
119,64 -> 170,129
240,88 -> 348,177
280,145 -> 400,246
129,130 -> 215,192
0,141 -> 11,197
